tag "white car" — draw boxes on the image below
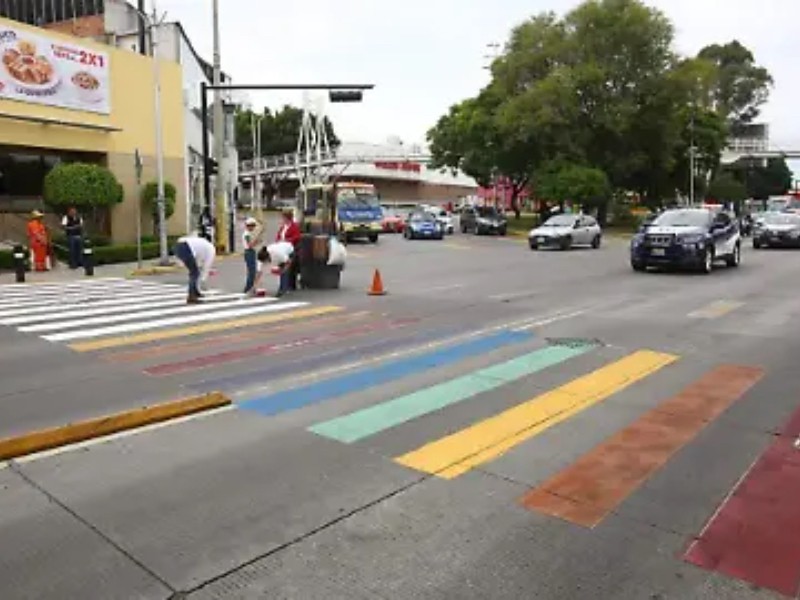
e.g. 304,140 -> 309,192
425,207 -> 455,234
529,214 -> 603,250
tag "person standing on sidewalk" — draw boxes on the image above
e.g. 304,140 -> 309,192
26,210 -> 50,272
242,216 -> 261,295
61,206 -> 84,270
173,234 -> 216,304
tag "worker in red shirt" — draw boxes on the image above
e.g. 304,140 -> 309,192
276,208 -> 301,294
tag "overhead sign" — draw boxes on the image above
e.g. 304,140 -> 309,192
0,24 -> 110,114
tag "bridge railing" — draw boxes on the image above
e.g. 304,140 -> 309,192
240,149 -> 433,176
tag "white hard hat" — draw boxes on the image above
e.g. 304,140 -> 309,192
245,217 -> 258,226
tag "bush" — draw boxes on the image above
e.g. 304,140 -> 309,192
43,163 -> 124,209
141,181 -> 177,220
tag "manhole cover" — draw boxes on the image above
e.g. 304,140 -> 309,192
546,337 -> 603,348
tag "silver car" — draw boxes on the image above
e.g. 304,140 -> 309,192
529,214 -> 603,250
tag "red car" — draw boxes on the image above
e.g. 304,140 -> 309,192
381,209 -> 405,233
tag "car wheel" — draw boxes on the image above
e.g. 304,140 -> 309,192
591,234 -> 601,249
631,261 -> 646,272
560,236 -> 573,251
461,223 -> 467,234
529,240 -> 538,251
753,239 -> 761,249
368,234 -> 379,244
725,243 -> 740,267
498,227 -> 507,236
700,247 -> 714,274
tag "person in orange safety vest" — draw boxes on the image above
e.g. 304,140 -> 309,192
27,210 -> 51,272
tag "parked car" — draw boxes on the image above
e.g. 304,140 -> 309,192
381,207 -> 405,233
461,206 -> 507,235
404,211 -> 445,240
752,212 -> 800,248
529,214 -> 602,250
630,207 -> 741,274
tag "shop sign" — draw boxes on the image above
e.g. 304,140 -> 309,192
0,23 -> 110,114
374,161 -> 421,173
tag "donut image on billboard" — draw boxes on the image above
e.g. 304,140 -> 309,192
0,25 -> 110,114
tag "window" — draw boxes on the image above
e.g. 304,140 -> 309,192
582,216 -> 597,227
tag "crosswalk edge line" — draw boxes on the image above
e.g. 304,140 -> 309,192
394,349 -> 679,479
67,305 -> 342,352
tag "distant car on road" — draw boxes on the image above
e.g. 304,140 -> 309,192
423,207 -> 455,234
752,212 -> 800,248
630,207 -> 741,274
460,206 -> 507,235
404,211 -> 444,240
529,214 -> 602,250
381,206 -> 405,233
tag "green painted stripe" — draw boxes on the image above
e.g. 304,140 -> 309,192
309,343 -> 595,443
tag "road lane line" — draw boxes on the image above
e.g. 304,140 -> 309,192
425,283 -> 466,293
688,300 -> 744,319
310,343 -> 596,444
521,364 -> 764,527
0,276 -> 124,290
67,305 -> 341,351
395,350 -> 679,479
44,301 -> 309,342
0,285 -> 189,311
103,311 -> 370,364
683,403 -> 800,597
0,279 -> 179,300
19,295 -> 271,332
144,317 -> 421,376
238,330 -> 533,417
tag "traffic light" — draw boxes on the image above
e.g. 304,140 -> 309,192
329,90 -> 363,103
206,157 -> 219,176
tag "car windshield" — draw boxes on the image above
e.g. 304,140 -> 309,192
543,215 -> 577,227
411,212 -> 434,223
477,207 -> 500,218
763,213 -> 800,225
338,188 -> 379,209
651,210 -> 711,228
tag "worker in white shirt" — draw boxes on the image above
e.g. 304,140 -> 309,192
174,234 -> 216,304
242,217 -> 261,296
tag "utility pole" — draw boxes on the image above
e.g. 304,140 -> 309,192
150,1 -> 169,265
211,0 -> 227,252
689,112 -> 696,206
251,112 -> 263,221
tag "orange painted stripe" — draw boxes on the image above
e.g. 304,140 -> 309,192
521,364 -> 764,528
103,311 -> 370,364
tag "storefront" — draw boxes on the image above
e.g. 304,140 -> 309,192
0,16 -> 185,243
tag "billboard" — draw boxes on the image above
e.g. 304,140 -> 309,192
0,23 -> 110,114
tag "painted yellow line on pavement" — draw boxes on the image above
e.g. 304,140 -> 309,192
395,349 -> 679,479
688,300 -> 744,319
69,305 -> 341,352
0,392 -> 230,461
443,243 -> 470,250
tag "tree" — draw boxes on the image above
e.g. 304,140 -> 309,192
536,163 -> 610,217
727,157 -> 793,199
140,181 -> 177,235
707,172 -> 747,204
43,163 -> 123,209
698,41 -> 773,126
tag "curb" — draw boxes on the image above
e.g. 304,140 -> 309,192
128,266 -> 181,277
0,392 -> 231,461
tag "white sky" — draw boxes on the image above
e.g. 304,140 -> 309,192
158,0 -> 800,171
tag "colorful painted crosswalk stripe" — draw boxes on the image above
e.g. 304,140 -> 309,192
310,342 -> 596,443
395,350 -> 679,479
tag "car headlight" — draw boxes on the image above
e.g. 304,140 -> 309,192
790,229 -> 800,238
477,218 -> 490,225
631,234 -> 644,247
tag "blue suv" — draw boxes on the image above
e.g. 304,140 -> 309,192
630,208 -> 741,274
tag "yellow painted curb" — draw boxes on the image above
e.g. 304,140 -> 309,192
128,266 -> 181,277
0,392 -> 231,461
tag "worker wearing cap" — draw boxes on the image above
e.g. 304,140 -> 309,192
242,216 -> 261,295
174,234 -> 216,304
27,210 -> 50,272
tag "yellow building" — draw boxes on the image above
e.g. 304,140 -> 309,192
0,16 -> 185,243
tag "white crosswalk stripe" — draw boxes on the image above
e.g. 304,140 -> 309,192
0,278 -> 309,347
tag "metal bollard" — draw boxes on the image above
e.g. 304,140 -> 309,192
13,244 -> 25,283
83,239 -> 94,277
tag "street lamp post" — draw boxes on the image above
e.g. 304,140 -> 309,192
150,1 -> 170,265
251,112 -> 264,221
211,0 -> 227,253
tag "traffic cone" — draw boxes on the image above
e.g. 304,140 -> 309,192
368,268 -> 387,296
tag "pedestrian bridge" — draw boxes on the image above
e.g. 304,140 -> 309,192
720,141 -> 800,165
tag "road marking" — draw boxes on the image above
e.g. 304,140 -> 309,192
0,284 -> 188,311
44,301 -> 309,342
68,305 -> 341,351
0,277 -> 179,297
395,350 -> 679,479
688,300 -> 744,319
521,364 -> 764,527
310,343 -> 596,444
19,294 -> 271,332
238,330 -> 533,417
683,403 -> 800,597
425,283 -> 466,293
489,290 -> 540,302
144,317 -> 421,376
443,243 -> 469,250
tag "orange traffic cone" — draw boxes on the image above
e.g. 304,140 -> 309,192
368,268 -> 387,296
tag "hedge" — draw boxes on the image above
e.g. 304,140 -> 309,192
2,240 -> 179,270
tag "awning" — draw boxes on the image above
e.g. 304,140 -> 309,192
0,111 -> 121,132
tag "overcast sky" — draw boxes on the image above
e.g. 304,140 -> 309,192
158,0 -> 800,165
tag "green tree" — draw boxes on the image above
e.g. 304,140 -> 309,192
536,164 -> 610,215
706,172 -> 747,203
140,181 -> 177,235
698,40 -> 773,126
43,162 -> 123,208
727,157 -> 793,199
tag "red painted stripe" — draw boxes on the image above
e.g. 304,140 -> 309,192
683,403 -> 800,597
143,318 -> 420,377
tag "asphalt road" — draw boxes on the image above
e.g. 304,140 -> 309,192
2,229 -> 800,599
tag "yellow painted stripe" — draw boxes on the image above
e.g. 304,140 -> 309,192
688,300 -> 744,319
69,305 -> 341,352
395,350 -> 679,479
443,243 -> 469,250
0,392 -> 230,461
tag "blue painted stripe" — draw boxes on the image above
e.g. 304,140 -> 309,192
189,325 -> 465,393
238,330 -> 532,417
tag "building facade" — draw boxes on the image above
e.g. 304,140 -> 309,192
0,14 -> 185,243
